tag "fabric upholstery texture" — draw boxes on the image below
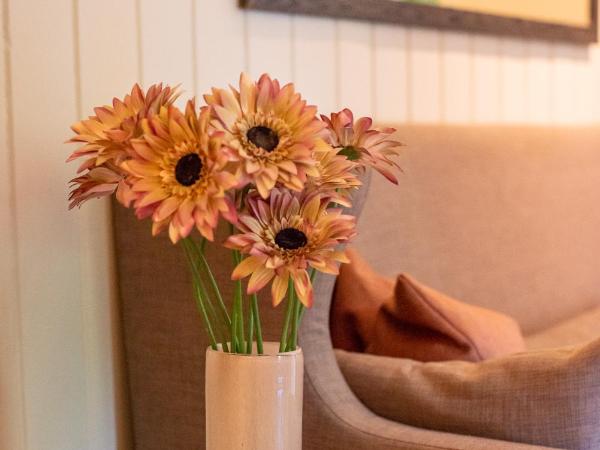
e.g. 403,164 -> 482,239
332,249 -> 525,362
526,306 -> 600,350
336,337 -> 600,449
113,126 -> 600,449
354,126 -> 600,333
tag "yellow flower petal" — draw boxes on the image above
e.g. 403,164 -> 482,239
271,272 -> 289,307
247,266 -> 275,294
232,256 -> 264,280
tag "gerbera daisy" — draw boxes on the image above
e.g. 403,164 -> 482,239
204,73 -> 323,198
309,138 -> 361,206
321,108 -> 402,184
122,101 -> 239,243
67,83 -> 178,208
225,189 -> 356,307
68,162 -> 136,209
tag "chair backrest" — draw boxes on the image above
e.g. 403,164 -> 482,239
353,125 -> 600,333
113,125 -> 600,447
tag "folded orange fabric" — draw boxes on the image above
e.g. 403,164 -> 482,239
331,249 -> 526,362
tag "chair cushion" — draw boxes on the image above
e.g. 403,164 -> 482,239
525,306 -> 600,350
331,248 -> 525,362
336,337 -> 600,449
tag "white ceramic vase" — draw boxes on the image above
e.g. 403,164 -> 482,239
205,342 -> 303,450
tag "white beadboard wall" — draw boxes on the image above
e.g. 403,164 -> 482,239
2,1 -> 600,449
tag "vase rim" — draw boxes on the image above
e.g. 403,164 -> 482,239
207,341 -> 302,357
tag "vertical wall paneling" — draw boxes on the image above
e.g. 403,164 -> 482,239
76,1 -> 137,449
500,38 -> 527,123
552,44 -> 579,123
246,10 -> 293,82
573,46 -> 595,123
589,45 -> 600,122
139,0 -> 194,100
526,40 -> 552,124
293,15 -> 337,115
195,0 -> 247,97
373,24 -> 408,123
338,20 -> 373,118
0,0 -> 25,447
440,31 -> 471,123
472,35 -> 501,122
408,28 -> 441,122
8,0 -> 88,448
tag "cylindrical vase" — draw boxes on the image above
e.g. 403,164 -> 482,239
205,342 -> 303,450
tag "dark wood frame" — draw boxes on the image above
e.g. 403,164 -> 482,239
240,0 -> 598,43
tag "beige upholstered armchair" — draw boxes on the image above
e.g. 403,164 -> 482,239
113,126 -> 600,449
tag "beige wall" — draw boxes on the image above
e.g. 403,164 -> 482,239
1,1 -> 600,449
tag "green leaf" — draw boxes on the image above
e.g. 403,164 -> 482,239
338,146 -> 361,161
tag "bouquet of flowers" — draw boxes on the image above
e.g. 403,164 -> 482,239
67,73 -> 401,355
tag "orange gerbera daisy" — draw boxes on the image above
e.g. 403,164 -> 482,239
321,108 -> 402,184
204,73 -> 323,198
67,83 -> 178,208
122,101 -> 239,243
68,161 -> 134,209
309,139 -> 361,206
225,189 -> 356,307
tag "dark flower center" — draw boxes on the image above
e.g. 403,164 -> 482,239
175,153 -> 202,186
275,227 -> 308,250
338,146 -> 361,161
247,126 -> 279,152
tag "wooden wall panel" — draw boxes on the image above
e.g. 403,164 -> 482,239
374,24 -> 408,123
195,0 -> 247,96
573,47 -> 596,123
76,1 -> 138,448
408,28 -> 441,122
552,44 -> 579,123
441,31 -> 471,123
526,40 -> 552,124
8,0 -> 88,448
500,38 -> 527,123
139,0 -> 195,100
0,0 -> 25,448
293,15 -> 337,115
589,46 -> 600,122
337,20 -> 373,117
472,35 -> 501,122
247,10 -> 293,82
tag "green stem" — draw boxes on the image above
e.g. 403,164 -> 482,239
279,279 -> 295,353
181,242 -> 217,350
246,300 -> 254,354
193,250 -> 228,352
230,306 -> 239,353
183,238 -> 229,352
287,294 -> 301,352
195,263 -> 228,352
250,293 -> 263,354
232,250 -> 245,353
193,282 -> 218,350
188,238 -> 231,328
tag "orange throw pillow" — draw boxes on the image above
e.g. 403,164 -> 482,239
331,249 -> 526,362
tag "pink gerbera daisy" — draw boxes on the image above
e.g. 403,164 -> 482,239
123,101 -> 239,243
204,73 -> 323,198
225,189 -> 356,307
321,108 -> 402,184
